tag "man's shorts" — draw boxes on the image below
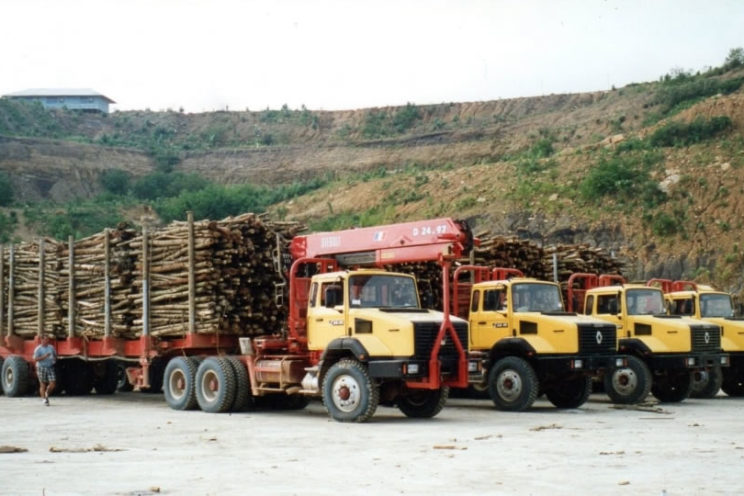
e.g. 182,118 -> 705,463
37,366 -> 56,384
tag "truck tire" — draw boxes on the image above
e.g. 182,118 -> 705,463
1,356 -> 30,397
604,355 -> 652,404
60,359 -> 93,395
164,357 -> 200,410
116,362 -> 134,392
322,359 -> 379,422
195,357 -> 236,413
0,357 -> 4,394
721,368 -> 744,397
652,370 -> 692,403
93,360 -> 119,395
690,366 -> 723,399
487,356 -> 539,411
397,387 -> 449,418
545,375 -> 592,409
225,357 -> 252,412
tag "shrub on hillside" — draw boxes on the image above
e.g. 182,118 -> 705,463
0,171 -> 13,206
649,116 -> 732,147
99,169 -> 131,195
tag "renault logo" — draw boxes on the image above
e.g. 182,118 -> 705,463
704,331 -> 710,344
596,331 -> 603,344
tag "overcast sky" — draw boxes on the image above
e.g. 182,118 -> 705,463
1,0 -> 742,113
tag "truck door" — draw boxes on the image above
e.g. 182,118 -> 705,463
471,286 -> 510,350
307,280 -> 348,351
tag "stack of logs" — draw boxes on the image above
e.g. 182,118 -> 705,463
0,239 -> 64,338
390,234 -> 624,311
0,213 -> 304,340
59,225 -> 138,339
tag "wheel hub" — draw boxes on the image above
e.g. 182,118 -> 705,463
612,368 -> 638,395
332,375 -> 360,413
496,369 -> 522,401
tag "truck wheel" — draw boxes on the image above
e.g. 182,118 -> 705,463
164,357 -> 200,410
690,366 -> 723,399
604,355 -> 652,404
225,357 -> 253,412
116,362 -> 134,392
61,359 -> 93,395
652,370 -> 692,403
721,368 -> 744,397
93,360 -> 119,395
397,387 -> 449,418
545,375 -> 591,409
1,356 -> 30,397
322,359 -> 379,422
195,357 -> 236,413
487,356 -> 539,411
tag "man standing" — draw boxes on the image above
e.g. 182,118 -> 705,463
33,335 -> 57,406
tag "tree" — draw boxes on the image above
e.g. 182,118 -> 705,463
99,169 -> 131,195
725,47 -> 744,70
0,171 -> 13,206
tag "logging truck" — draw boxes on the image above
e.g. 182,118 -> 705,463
0,216 -> 471,423
650,279 -> 744,398
575,275 -> 729,403
450,267 -> 630,410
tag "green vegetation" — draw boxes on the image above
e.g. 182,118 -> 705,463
656,70 -> 744,115
649,116 -> 732,147
24,198 -> 127,240
579,149 -> 665,208
362,103 -> 423,139
0,171 -> 13,206
0,211 -> 17,243
308,205 -> 397,232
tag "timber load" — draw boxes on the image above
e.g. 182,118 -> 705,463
389,234 -> 624,310
0,213 -> 304,341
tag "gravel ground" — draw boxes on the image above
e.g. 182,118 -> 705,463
1,392 -> 743,496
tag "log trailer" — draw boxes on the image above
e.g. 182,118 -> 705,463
650,279 -> 744,398
0,217 -> 471,423
574,274 -> 729,403
451,267 -> 630,410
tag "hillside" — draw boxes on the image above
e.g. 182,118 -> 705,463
1,62 -> 744,298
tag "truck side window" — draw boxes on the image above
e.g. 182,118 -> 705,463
309,283 -> 319,307
483,289 -> 505,311
585,295 -> 594,315
673,298 -> 693,315
597,295 -> 618,314
322,283 -> 343,308
471,290 -> 480,313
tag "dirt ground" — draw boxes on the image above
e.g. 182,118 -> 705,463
1,392 -> 743,496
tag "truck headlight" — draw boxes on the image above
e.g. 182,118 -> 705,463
721,356 -> 730,366
686,357 -> 696,367
572,359 -> 583,369
468,361 -> 479,372
407,363 -> 419,375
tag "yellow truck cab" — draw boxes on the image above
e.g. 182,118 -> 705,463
666,286 -> 744,397
584,284 -> 728,403
306,269 -> 468,420
467,277 -> 627,411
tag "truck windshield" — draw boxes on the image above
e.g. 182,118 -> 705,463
700,293 -> 734,318
348,274 -> 420,309
625,289 -> 665,315
512,283 -> 564,312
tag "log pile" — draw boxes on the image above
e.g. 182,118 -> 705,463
0,213 -> 304,341
4,239 -> 64,338
542,244 -> 624,282
59,226 -> 138,338
127,213 -> 303,338
390,235 -> 624,311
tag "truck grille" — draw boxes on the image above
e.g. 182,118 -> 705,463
413,321 -> 468,361
691,325 -> 721,352
578,323 -> 617,355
